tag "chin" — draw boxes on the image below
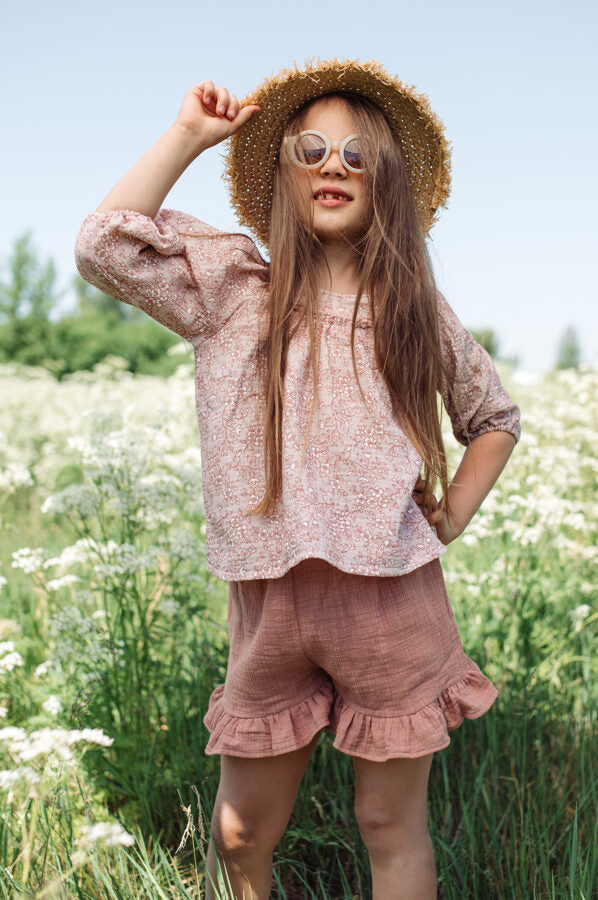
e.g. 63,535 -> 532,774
314,222 -> 365,244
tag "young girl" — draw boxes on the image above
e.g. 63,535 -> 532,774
75,59 -> 521,900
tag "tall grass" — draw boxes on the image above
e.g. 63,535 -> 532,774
0,359 -> 596,898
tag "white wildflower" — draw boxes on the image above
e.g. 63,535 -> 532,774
569,604 -> 591,629
580,545 -> 598,560
66,728 -> 114,747
42,695 -> 63,716
1,726 -> 113,763
0,641 -> 15,655
45,574 -> 81,592
35,660 -> 52,678
0,651 -> 24,673
166,341 -> 190,356
11,547 -> 50,574
94,354 -> 129,372
0,707 -> 7,718
160,527 -> 198,560
0,767 -> 41,789
41,483 -> 99,518
43,537 -> 106,570
0,575 -> 7,589
0,727 -> 27,742
0,463 -> 33,492
92,542 -> 161,578
76,821 -> 135,850
159,599 -> 181,616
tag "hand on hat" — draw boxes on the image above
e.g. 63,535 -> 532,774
174,81 -> 261,150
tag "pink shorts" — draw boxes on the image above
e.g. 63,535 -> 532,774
203,557 -> 498,762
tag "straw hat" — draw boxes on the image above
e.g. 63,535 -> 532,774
222,57 -> 452,248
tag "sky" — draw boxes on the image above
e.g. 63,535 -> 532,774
2,0 -> 597,372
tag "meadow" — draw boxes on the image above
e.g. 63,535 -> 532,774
0,350 -> 595,899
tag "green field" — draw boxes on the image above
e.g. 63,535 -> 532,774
0,357 -> 596,899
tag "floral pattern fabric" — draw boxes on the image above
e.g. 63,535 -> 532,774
74,208 -> 521,581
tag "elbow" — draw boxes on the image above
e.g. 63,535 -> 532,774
74,238 -> 102,283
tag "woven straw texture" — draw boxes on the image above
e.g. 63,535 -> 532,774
222,57 -> 453,248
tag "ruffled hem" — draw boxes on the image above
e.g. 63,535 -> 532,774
329,669 -> 499,762
203,680 -> 334,758
203,669 -> 498,761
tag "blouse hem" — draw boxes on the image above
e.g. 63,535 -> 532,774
205,544 -> 448,582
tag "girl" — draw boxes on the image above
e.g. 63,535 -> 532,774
75,59 -> 521,900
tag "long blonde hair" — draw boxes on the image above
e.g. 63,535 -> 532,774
246,91 -> 458,520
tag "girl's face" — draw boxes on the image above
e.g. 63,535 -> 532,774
290,97 -> 367,243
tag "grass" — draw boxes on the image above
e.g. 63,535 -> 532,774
0,360 -> 596,897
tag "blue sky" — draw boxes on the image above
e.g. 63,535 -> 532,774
2,0 -> 596,371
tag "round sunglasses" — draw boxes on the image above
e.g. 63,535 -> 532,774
283,130 -> 364,173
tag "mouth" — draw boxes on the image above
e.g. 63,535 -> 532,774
313,187 -> 352,206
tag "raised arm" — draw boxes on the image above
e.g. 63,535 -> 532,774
95,81 -> 260,217
74,83 -> 263,341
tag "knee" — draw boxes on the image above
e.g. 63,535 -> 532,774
354,801 -> 432,859
210,799 -> 284,856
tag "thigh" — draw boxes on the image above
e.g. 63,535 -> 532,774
352,752 -> 434,837
211,732 -> 320,848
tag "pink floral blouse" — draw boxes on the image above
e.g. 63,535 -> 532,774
74,208 -> 521,581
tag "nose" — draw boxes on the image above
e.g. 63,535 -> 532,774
319,148 -> 346,178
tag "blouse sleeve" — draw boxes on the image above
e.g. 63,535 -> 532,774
436,290 -> 521,446
73,207 -> 268,342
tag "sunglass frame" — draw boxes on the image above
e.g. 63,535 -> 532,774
283,130 -> 365,173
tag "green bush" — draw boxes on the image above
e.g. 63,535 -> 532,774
0,312 -> 190,379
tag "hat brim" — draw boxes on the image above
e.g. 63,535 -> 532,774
223,57 -> 452,248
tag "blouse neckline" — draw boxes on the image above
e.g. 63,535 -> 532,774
320,289 -> 369,299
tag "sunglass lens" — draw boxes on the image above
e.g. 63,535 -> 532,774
294,134 -> 327,167
343,138 -> 363,170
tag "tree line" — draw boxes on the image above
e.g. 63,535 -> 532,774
0,230 -> 583,378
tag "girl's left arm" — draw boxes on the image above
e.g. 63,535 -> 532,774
421,430 -> 517,545
414,290 -> 522,544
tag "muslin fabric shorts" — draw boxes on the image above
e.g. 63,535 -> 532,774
203,556 -> 498,762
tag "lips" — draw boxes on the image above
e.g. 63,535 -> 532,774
313,187 -> 352,201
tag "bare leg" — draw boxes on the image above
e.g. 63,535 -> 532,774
204,732 -> 320,899
352,752 -> 437,900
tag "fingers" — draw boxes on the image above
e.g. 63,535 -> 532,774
196,81 -> 249,120
412,480 -> 438,507
193,81 -> 261,132
412,478 -> 442,523
198,81 -> 227,114
230,103 -> 261,129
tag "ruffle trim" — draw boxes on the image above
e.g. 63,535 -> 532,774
203,670 -> 498,761
203,680 -> 335,757
330,669 -> 499,761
